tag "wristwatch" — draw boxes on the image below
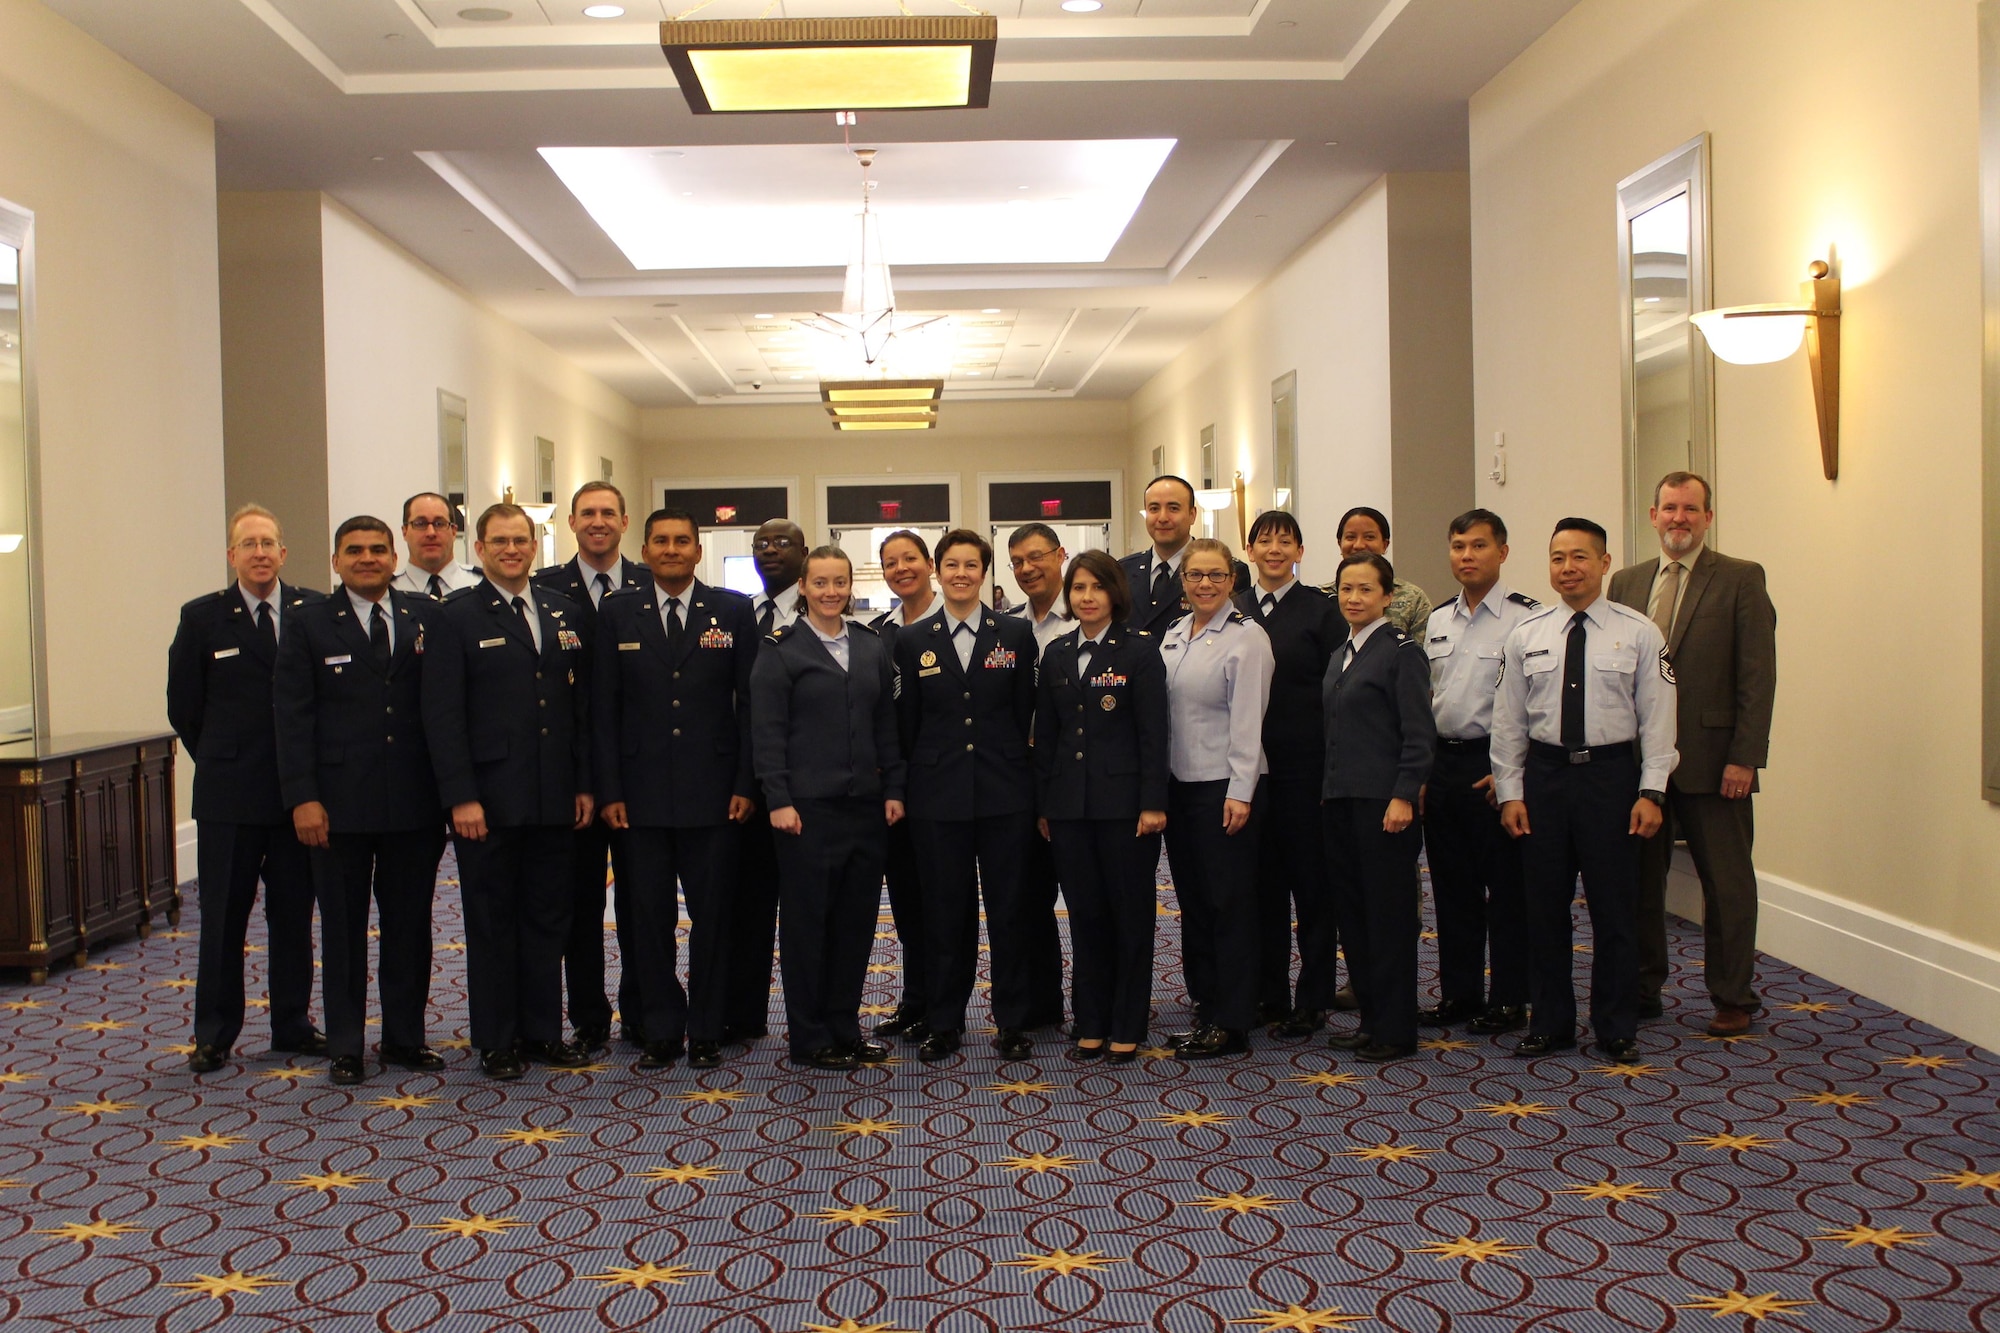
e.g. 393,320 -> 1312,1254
1638,789 -> 1666,807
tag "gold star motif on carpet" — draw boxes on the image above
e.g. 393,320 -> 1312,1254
1928,1168 -> 2000,1190
285,1171 -> 374,1192
165,1270 -> 285,1299
1777,1001 -> 1840,1012
439,941 -> 467,952
82,961 -> 124,972
1418,1038 -> 1475,1052
1559,1179 -> 1666,1201
1676,1290 -> 1812,1320
859,1003 -> 898,1017
554,1062 -> 613,1074
1137,1046 -> 1180,1060
1815,1224 -> 1931,1249
1592,1063 -> 1660,1079
632,1163 -> 734,1184
1150,1110 -> 1237,1128
417,1213 -> 525,1238
1411,1235 -> 1531,1263
243,944 -> 263,953
245,998 -> 271,1008
1884,1054 -> 1959,1068
583,1261 -> 709,1290
1572,943 -> 1592,952
987,1079 -> 1056,1096
1230,1304 -> 1369,1330
1696,1032 -> 1761,1043
865,963 -> 901,974
438,1038 -> 473,1050
158,930 -> 193,940
0,1178 -> 22,1190
678,1088 -> 748,1104
1340,1142 -> 1437,1162
161,1133 -> 247,1153
1186,1191 -> 1292,1216
366,1094 -> 441,1110
487,1126 -> 577,1145
1290,1071 -> 1367,1088
163,1043 -> 197,1055
261,1068 -> 316,1080
1790,1091 -> 1872,1107
807,1203 -> 910,1227
1001,1247 -> 1124,1277
1156,902 -> 1181,916
162,978 -> 197,989
800,1319 -> 918,1333
1475,1101 -> 1554,1118
818,1117 -> 902,1138
0,1071 -> 39,1086
1681,1132 -> 1780,1152
35,1219 -> 144,1243
992,1151 -> 1085,1173
63,1099 -> 135,1116
69,1020 -> 128,1033
1,999 -> 45,1011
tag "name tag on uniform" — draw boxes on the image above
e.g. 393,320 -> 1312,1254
1523,648 -> 1550,660
558,629 -> 583,651
618,641 -> 642,652
918,666 -> 942,677
213,648 -> 240,660
323,654 -> 351,665
699,628 -> 734,649
478,638 -> 507,649
983,647 -> 1017,670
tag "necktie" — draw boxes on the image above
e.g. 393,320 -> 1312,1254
1077,642 -> 1093,681
666,597 -> 684,648
369,603 -> 390,669
758,600 -> 775,635
256,601 -> 276,652
1260,592 -> 1276,617
427,573 -> 444,600
1562,611 -> 1588,749
512,595 -> 532,649
1648,560 -> 1684,640
1341,640 -> 1356,674
1152,559 -> 1173,609
594,572 -> 611,608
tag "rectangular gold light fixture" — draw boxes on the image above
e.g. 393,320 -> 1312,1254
821,378 -> 943,432
660,17 -> 998,115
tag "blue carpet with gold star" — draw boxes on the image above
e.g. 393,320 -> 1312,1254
1,854 -> 1997,1333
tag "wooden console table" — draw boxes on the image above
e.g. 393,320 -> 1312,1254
0,732 -> 179,982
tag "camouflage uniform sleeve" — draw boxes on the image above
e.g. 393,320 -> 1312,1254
1387,581 -> 1433,639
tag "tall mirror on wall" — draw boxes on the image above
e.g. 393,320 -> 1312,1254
1271,371 -> 1298,513
0,197 -> 40,744
1618,135 -> 1713,562
438,390 -> 469,565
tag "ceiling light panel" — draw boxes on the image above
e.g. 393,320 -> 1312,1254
538,140 -> 1176,270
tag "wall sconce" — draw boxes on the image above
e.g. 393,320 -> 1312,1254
502,484 -> 559,529
1690,255 -> 1842,479
1194,471 -> 1250,547
0,534 -> 22,554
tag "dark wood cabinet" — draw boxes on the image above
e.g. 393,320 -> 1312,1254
0,732 -> 180,982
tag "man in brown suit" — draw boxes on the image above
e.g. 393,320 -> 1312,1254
1610,472 -> 1777,1036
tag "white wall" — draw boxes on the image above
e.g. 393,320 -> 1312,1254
1470,0 -> 2000,1047
320,200 -> 643,563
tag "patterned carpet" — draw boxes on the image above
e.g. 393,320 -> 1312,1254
0,854 -> 1996,1333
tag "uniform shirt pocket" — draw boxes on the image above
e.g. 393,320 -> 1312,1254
1593,649 -> 1638,675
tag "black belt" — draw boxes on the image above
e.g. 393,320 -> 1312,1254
1529,740 -> 1633,766
1437,736 -> 1490,752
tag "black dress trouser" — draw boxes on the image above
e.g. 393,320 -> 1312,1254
560,823 -> 632,1034
1019,834 -> 1068,1027
1520,744 -> 1641,1045
619,824 -> 736,1044
773,798 -> 884,1059
455,825 -> 572,1053
912,811 -> 1035,1034
1164,778 -> 1262,1033
1049,819 -> 1160,1046
1322,798 -> 1422,1051
882,820 -> 928,1014
193,821 -> 316,1051
1422,739 -> 1529,1010
723,802 -> 781,1036
313,827 -> 445,1060
1251,772 -> 1338,1013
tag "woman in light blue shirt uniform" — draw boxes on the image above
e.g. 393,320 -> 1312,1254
1160,537 -> 1275,1060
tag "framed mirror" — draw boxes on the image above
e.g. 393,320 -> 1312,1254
1271,371 -> 1298,512
1618,134 -> 1714,562
437,390 -> 469,565
0,195 -> 42,744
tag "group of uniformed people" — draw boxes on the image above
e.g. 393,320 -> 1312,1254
168,471 -> 1696,1083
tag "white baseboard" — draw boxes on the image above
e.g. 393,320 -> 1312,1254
175,819 -> 198,886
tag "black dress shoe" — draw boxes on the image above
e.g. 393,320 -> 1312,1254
480,1049 -> 526,1080
993,1029 -> 1033,1060
636,1040 -> 684,1070
1166,1028 -> 1200,1047
1066,1042 -> 1106,1063
622,1023 -> 650,1049
1356,1042 -> 1417,1062
329,1055 -> 367,1085
1468,1005 -> 1527,1035
1326,1030 -> 1373,1051
571,1024 -> 611,1052
1023,1009 -> 1067,1030
517,1039 -> 588,1068
873,1006 -> 926,1039
849,1038 -> 892,1064
1597,1037 -> 1642,1062
1636,996 -> 1665,1020
1174,1026 -> 1248,1060
272,1031 -> 329,1056
917,1030 -> 962,1063
795,1046 -> 856,1071
1514,1034 -> 1577,1057
186,1044 -> 229,1074
1103,1047 -> 1139,1066
1418,998 -> 1480,1027
1273,1008 -> 1325,1038
379,1043 -> 446,1071
687,1040 -> 723,1070
1331,985 -> 1361,1012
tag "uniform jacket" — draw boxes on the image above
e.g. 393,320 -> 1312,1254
1234,582 -> 1341,780
592,580 -> 756,826
750,620 -> 905,810
1610,547 -> 1777,794
166,582 -> 326,825
893,606 -> 1038,820
1033,623 -> 1170,821
532,555 -> 648,629
1321,621 -> 1437,804
273,588 -> 443,833
1120,550 -> 1253,636
422,583 -> 591,826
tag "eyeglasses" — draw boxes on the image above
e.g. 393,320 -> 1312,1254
405,518 -> 455,533
233,538 -> 281,553
752,536 -> 797,552
482,536 -> 536,550
1183,570 -> 1233,584
1009,548 -> 1058,569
